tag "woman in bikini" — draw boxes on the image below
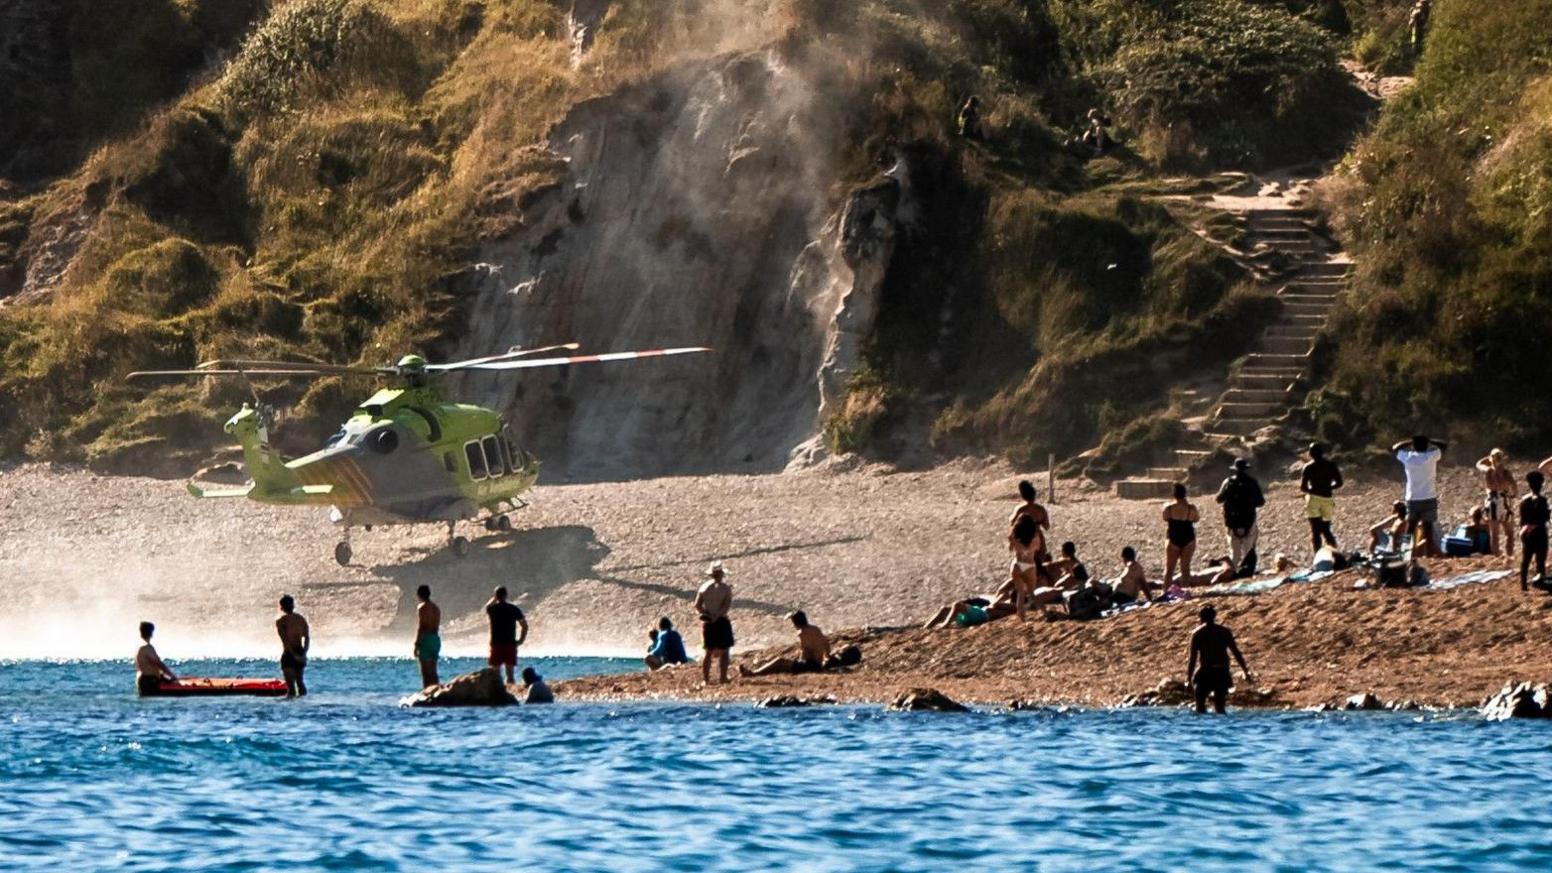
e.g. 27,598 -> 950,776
1162,483 -> 1199,586
1005,513 -> 1043,620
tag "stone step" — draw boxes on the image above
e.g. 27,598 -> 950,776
1223,387 -> 1289,403
1244,352 -> 1309,367
1217,400 -> 1285,418
1147,466 -> 1190,481
1246,208 -> 1314,220
1280,299 -> 1338,314
1245,227 -> 1310,241
1230,372 -> 1298,390
1286,279 -> 1346,290
1205,417 -> 1269,437
1116,478 -> 1178,500
1266,326 -> 1320,341
1257,335 -> 1316,355
1298,263 -> 1353,278
1175,449 -> 1212,466
1247,216 -> 1312,231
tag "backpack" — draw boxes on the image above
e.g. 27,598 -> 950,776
1065,586 -> 1109,620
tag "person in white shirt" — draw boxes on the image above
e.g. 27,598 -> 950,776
1393,435 -> 1448,556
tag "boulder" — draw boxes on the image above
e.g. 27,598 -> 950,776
888,687 -> 969,713
1342,692 -> 1385,711
1121,679 -> 1192,708
1481,681 -> 1552,720
401,668 -> 517,708
757,694 -> 835,708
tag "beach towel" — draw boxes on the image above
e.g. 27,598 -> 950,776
1425,569 -> 1511,591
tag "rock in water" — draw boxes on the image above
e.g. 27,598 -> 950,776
1342,692 -> 1386,711
757,695 -> 835,709
401,668 -> 517,708
1481,682 -> 1551,720
888,688 -> 969,713
1121,679 -> 1192,708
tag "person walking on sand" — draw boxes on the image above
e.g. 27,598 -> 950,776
1186,605 -> 1252,715
485,586 -> 528,685
1393,435 -> 1447,557
645,616 -> 690,671
1216,459 -> 1265,577
1477,449 -> 1518,557
694,562 -> 735,685
1300,443 -> 1345,557
276,595 -> 310,698
135,622 -> 178,697
1163,483 -> 1200,585
1519,471 -> 1550,592
413,584 -> 442,688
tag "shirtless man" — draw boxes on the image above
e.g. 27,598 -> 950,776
1108,547 -> 1158,605
1368,501 -> 1410,553
135,621 -> 178,697
1027,541 -> 1089,607
1519,471 -> 1549,592
1299,444 -> 1344,557
413,584 -> 442,688
740,611 -> 834,676
1476,449 -> 1517,556
276,594 -> 310,698
1186,606 -> 1253,714
694,562 -> 735,685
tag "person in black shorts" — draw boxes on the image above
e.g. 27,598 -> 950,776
1518,471 -> 1550,592
1186,606 -> 1252,714
693,562 -> 735,684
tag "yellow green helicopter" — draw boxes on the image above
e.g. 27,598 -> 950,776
129,344 -> 708,564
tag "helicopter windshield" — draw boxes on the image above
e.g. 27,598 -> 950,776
324,428 -> 347,448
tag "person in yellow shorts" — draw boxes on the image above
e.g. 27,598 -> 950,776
1299,443 -> 1345,558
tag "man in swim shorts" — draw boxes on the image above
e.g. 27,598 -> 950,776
135,621 -> 178,697
1476,449 -> 1517,557
1186,606 -> 1252,714
413,584 -> 442,688
694,562 -> 735,685
485,586 -> 528,684
276,595 -> 310,698
1299,444 -> 1344,557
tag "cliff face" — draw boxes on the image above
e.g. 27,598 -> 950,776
448,51 -> 900,478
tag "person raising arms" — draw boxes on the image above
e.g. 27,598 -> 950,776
1476,449 -> 1518,557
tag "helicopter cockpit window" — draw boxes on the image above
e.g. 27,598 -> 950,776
465,441 -> 487,480
481,435 -> 504,478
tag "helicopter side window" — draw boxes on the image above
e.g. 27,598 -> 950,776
481,435 -> 504,478
464,441 -> 487,480
496,434 -> 514,475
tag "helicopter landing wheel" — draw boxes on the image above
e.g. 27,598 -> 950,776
482,517 -> 496,531
494,515 -> 512,532
452,536 -> 470,558
334,541 -> 352,566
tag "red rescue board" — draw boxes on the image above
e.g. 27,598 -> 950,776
152,677 -> 289,697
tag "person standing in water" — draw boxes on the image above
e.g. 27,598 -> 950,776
1393,435 -> 1447,557
1186,606 -> 1252,714
694,561 -> 735,685
520,667 -> 554,704
1299,443 -> 1345,557
1518,471 -> 1549,592
1476,449 -> 1518,557
135,622 -> 178,697
413,585 -> 442,688
276,595 -> 310,698
485,586 -> 528,685
1162,483 -> 1200,586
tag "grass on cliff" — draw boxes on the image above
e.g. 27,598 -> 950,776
1313,1 -> 1552,454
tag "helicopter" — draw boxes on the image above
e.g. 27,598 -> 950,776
128,343 -> 709,565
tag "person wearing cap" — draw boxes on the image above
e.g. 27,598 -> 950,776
1476,449 -> 1517,557
520,666 -> 554,704
1215,459 -> 1265,578
1186,605 -> 1252,714
1392,435 -> 1448,556
693,562 -> 735,684
1299,443 -> 1345,558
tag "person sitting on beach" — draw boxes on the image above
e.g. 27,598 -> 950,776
135,621 -> 178,697
1460,507 -> 1492,554
645,617 -> 690,671
1005,514 -> 1043,619
1186,605 -> 1253,715
1369,501 -> 1410,553
521,666 -> 554,704
1519,471 -> 1549,592
740,611 -> 839,676
1476,449 -> 1517,557
1022,540 -> 1091,608
1162,483 -> 1199,585
1108,547 -> 1158,605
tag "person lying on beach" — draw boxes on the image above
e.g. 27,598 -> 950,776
645,617 -> 690,671
1368,501 -> 1409,553
924,588 -> 1020,628
1108,547 -> 1159,605
741,611 -> 844,676
135,621 -> 178,697
521,666 -> 554,704
1177,555 -> 1240,588
1021,541 -> 1091,608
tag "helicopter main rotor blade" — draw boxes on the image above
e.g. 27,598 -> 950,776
442,346 -> 711,372
198,359 -> 390,376
429,342 -> 582,370
126,368 -> 375,381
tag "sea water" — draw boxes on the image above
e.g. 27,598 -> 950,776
3,658 -> 1550,872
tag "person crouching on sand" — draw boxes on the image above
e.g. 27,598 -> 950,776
741,611 -> 833,677
135,622 -> 178,697
694,562 -> 735,684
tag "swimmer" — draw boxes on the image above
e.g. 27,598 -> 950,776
1162,483 -> 1200,585
135,621 -> 177,697
276,594 -> 310,698
413,584 -> 441,688
1186,605 -> 1252,714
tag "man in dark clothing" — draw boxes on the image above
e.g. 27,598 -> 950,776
1186,606 -> 1253,714
1300,442 -> 1345,557
1215,459 -> 1265,578
1519,471 -> 1550,593
485,586 -> 528,684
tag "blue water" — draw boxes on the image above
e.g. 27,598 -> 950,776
4,658 -> 1551,872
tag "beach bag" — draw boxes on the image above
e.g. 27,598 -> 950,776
1376,561 -> 1410,588
833,645 -> 863,667
1442,534 -> 1476,558
1065,586 -> 1108,620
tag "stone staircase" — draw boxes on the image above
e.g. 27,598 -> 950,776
1113,202 -> 1351,499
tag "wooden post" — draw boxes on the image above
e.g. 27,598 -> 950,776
1047,453 -> 1056,504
